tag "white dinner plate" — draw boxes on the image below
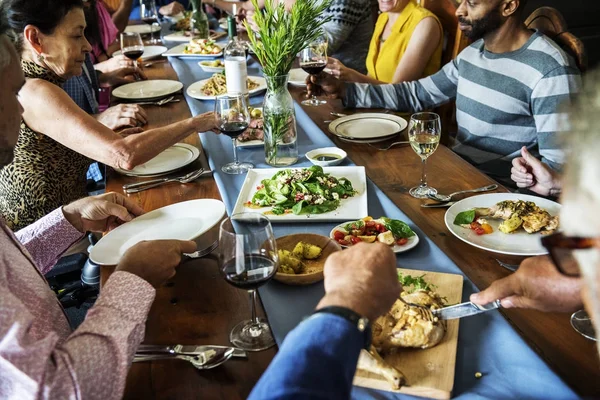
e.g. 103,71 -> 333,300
288,68 -> 309,86
232,166 -> 368,222
89,199 -> 226,265
328,113 -> 407,141
114,143 -> 200,177
113,45 -> 167,61
186,76 -> 267,100
163,30 -> 227,42
330,221 -> 419,253
112,79 -> 184,101
162,42 -> 224,58
444,193 -> 561,256
125,24 -> 161,34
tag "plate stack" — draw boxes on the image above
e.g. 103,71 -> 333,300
328,113 -> 407,143
112,80 -> 184,102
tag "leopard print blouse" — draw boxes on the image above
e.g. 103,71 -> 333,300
0,61 -> 92,231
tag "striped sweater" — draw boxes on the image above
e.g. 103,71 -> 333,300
344,31 -> 582,186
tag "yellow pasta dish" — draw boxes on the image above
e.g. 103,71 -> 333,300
200,73 -> 260,96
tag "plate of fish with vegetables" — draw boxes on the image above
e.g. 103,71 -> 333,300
330,216 -> 419,253
444,193 -> 561,256
232,166 -> 368,222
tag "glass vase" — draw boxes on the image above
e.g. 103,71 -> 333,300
190,0 -> 209,39
263,74 -> 298,167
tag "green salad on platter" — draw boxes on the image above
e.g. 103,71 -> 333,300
247,166 -> 356,215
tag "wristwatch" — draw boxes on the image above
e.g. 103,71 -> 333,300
313,306 -> 372,349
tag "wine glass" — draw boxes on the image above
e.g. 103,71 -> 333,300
219,213 -> 278,351
215,93 -> 254,174
140,0 -> 160,44
120,32 -> 144,77
408,112 -> 441,198
299,37 -> 328,107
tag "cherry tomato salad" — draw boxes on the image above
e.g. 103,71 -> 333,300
332,216 -> 415,247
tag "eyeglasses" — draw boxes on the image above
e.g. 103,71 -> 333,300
541,232 -> 600,277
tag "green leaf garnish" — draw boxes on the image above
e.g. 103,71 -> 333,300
453,210 -> 476,225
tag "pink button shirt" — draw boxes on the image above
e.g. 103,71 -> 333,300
0,208 -> 155,399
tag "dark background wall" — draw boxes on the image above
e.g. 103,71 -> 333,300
524,0 -> 600,68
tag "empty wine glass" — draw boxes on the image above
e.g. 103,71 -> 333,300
215,93 -> 254,174
120,32 -> 144,76
219,213 -> 278,351
408,112 -> 441,199
140,0 -> 160,44
299,37 -> 328,107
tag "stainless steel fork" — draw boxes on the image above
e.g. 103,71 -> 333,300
368,141 -> 410,151
495,259 -> 519,272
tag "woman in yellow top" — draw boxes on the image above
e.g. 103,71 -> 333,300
325,0 -> 442,84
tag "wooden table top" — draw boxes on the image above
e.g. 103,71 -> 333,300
287,86 -> 600,396
102,57 -> 600,397
101,60 -> 275,400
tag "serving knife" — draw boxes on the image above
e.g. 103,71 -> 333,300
433,300 -> 501,320
136,344 -> 247,358
420,201 -> 457,208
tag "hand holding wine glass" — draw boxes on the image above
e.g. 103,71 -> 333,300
214,93 -> 254,174
299,37 -> 328,107
408,112 -> 441,199
219,213 -> 278,351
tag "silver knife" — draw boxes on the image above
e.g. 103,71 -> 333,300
433,300 -> 501,320
136,344 -> 247,358
421,201 -> 456,208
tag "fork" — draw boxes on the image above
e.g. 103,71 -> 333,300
398,296 -> 435,322
368,141 -> 410,151
134,96 -> 179,106
184,240 -> 219,259
495,259 -> 519,272
123,168 -> 205,194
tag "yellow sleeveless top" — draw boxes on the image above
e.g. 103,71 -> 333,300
366,0 -> 442,83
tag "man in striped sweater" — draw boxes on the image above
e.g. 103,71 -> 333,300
309,0 -> 582,187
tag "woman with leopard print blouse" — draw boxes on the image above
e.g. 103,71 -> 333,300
0,0 -> 217,230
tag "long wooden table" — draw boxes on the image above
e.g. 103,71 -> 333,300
102,59 -> 600,397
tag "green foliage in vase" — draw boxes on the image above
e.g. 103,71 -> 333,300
244,0 -> 332,77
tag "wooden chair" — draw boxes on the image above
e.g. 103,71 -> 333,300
525,6 -> 588,72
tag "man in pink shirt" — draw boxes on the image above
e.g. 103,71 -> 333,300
0,19 -> 197,399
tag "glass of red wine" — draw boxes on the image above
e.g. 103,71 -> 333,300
219,213 -> 278,351
140,0 -> 160,44
120,32 -> 144,77
215,93 -> 254,174
299,36 -> 328,107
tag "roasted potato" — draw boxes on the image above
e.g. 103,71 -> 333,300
499,214 -> 523,234
292,242 -> 323,260
278,249 -> 304,273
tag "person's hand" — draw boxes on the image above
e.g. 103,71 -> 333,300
99,66 -> 147,88
192,111 -> 220,134
159,1 -> 185,16
316,242 -> 400,321
325,57 -> 355,82
511,146 -> 561,196
96,104 -> 148,129
306,73 -> 346,100
95,55 -> 135,74
244,9 -> 259,32
116,239 -> 197,287
62,192 -> 145,233
470,256 -> 583,313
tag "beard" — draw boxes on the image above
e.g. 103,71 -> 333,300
0,148 -> 14,169
459,6 -> 505,41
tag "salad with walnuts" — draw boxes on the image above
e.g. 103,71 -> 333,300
247,166 -> 356,215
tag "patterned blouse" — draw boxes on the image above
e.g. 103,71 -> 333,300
0,60 -> 93,231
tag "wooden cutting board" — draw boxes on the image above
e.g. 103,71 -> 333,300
353,268 -> 464,400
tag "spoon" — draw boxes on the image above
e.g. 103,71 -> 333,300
427,184 -> 498,202
133,347 -> 235,370
316,155 -> 339,161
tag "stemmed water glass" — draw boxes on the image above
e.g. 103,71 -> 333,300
214,93 -> 254,174
408,112 -> 441,198
120,32 -> 144,77
299,36 -> 328,107
140,0 -> 160,44
219,213 -> 278,351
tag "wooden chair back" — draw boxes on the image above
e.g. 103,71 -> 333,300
525,6 -> 588,72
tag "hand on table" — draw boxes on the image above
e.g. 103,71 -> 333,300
511,146 -> 562,196
470,255 -> 583,313
94,55 -> 135,74
306,73 -> 346,100
325,57 -> 355,82
96,104 -> 148,130
99,66 -> 147,88
159,1 -> 185,16
62,192 -> 145,233
117,239 -> 197,287
316,242 -> 400,321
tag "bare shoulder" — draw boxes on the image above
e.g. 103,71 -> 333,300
413,16 -> 442,39
21,78 -> 69,102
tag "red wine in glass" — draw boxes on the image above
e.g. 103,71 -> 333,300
122,47 -> 144,61
219,121 -> 249,139
301,62 -> 326,75
142,16 -> 158,25
222,254 -> 276,290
